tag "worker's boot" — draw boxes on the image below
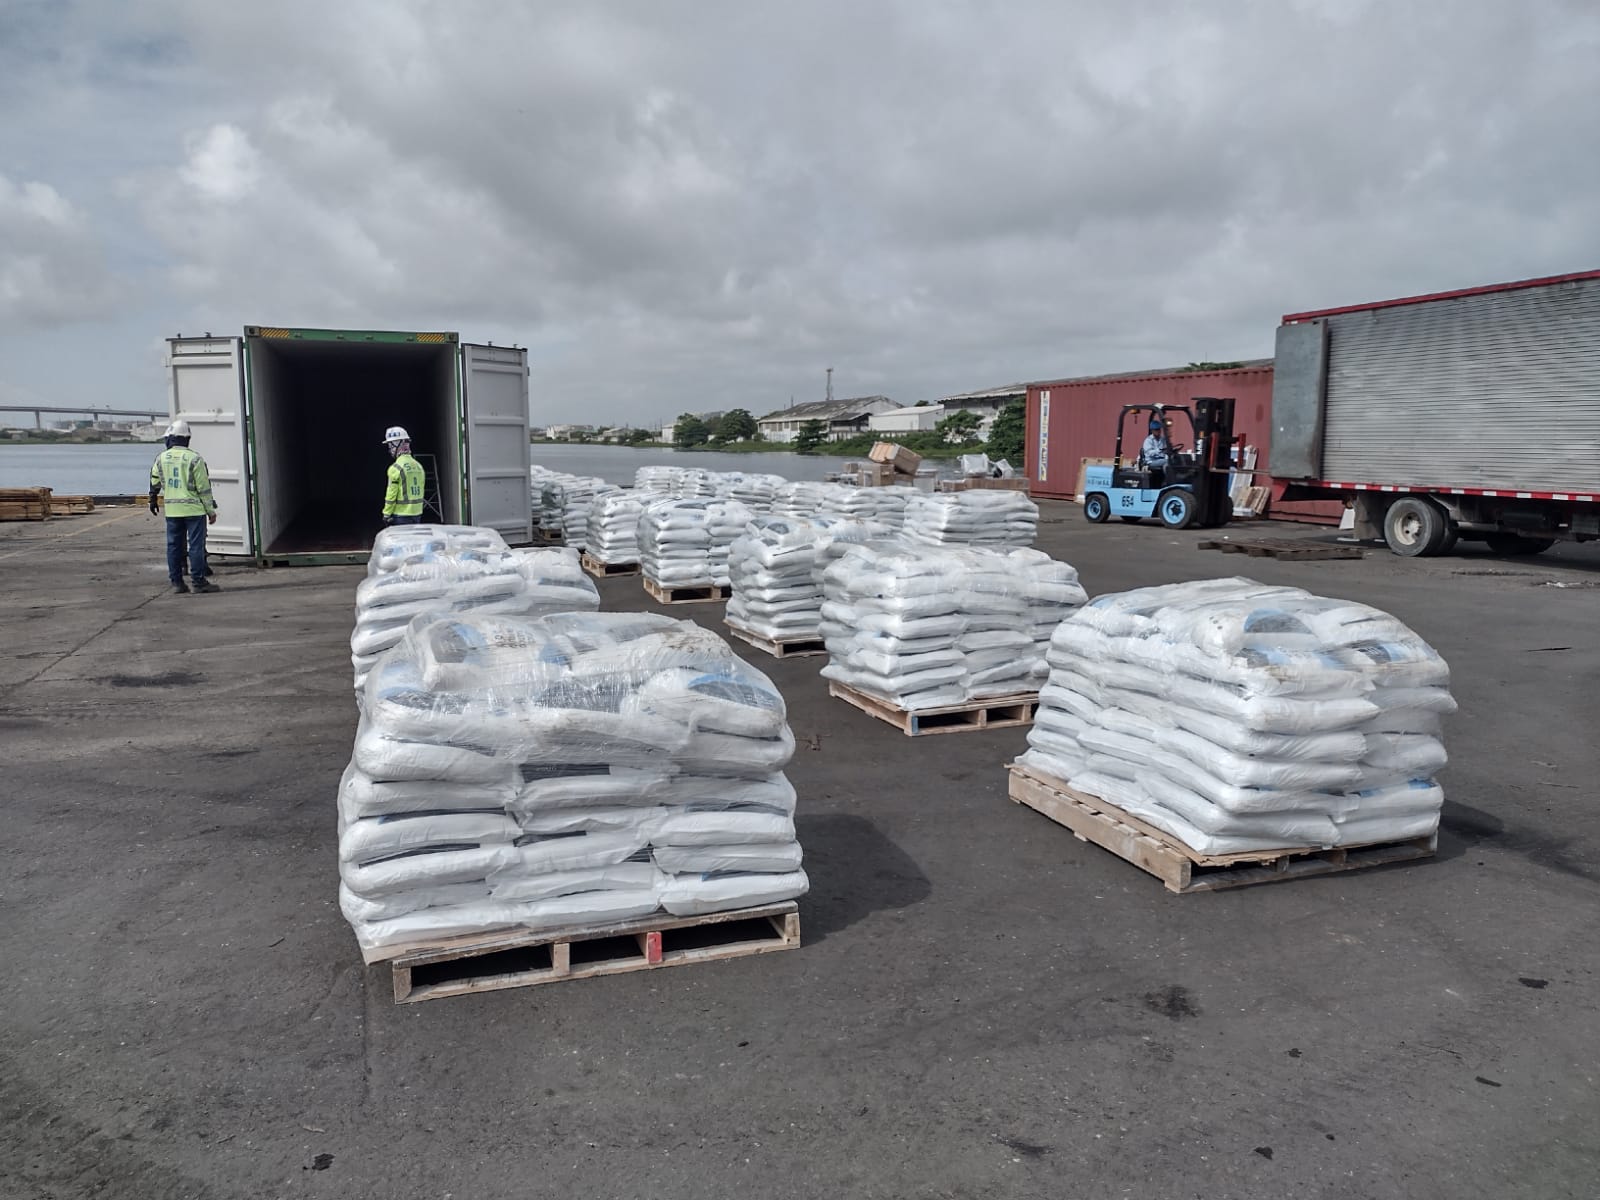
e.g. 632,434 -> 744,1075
172,581 -> 190,594
191,579 -> 221,594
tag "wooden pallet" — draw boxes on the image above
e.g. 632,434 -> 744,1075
1197,537 -> 1363,561
1007,764 -> 1436,893
366,902 -> 801,1004
51,495 -> 95,515
724,619 -> 827,659
828,680 -> 1038,736
580,551 -> 640,578
643,576 -> 733,605
0,486 -> 52,521
534,528 -> 565,545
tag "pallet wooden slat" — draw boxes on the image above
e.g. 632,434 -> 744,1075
580,551 -> 640,578
1197,537 -> 1364,561
724,619 -> 828,659
367,901 -> 801,1004
643,576 -> 733,605
828,680 -> 1038,736
1007,764 -> 1435,893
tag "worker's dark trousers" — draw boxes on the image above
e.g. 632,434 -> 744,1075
389,515 -> 422,525
165,515 -> 210,585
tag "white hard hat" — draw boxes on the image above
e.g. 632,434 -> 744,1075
382,425 -> 410,445
165,419 -> 192,438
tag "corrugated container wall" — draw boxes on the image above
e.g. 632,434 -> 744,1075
1024,365 -> 1342,523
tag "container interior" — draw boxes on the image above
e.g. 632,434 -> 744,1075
246,338 -> 461,556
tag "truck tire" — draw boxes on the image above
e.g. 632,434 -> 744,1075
1383,497 -> 1450,557
1485,533 -> 1556,556
1084,494 -> 1110,524
1157,489 -> 1196,530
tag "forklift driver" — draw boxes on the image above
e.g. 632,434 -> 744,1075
1138,417 -> 1171,486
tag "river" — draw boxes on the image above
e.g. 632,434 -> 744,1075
0,441 -> 893,494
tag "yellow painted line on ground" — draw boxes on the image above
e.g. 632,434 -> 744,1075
0,507 -> 145,561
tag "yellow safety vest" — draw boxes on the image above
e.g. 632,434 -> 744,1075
150,447 -> 215,518
384,453 -> 426,517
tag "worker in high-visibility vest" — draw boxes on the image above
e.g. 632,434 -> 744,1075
148,419 -> 221,594
381,425 -> 426,525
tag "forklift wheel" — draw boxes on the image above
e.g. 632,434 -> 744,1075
1084,494 -> 1110,523
1157,489 -> 1196,530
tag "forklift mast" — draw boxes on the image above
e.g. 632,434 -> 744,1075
1189,396 -> 1237,528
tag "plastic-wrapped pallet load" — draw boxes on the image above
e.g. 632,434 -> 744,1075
354,525 -> 511,688
1018,577 -> 1454,854
727,516 -> 883,642
337,611 -> 808,951
559,477 -> 616,550
904,491 -> 1038,547
639,498 -> 754,589
635,465 -> 681,495
819,542 -> 1085,710
352,544 -> 601,694
585,490 -> 645,565
352,539 -> 599,692
726,473 -> 786,512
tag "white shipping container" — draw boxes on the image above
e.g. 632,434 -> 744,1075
167,328 -> 532,563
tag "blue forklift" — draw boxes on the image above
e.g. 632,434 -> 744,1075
1081,396 -> 1239,529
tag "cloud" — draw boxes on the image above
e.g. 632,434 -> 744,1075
0,173 -> 123,325
3,0 -> 1600,422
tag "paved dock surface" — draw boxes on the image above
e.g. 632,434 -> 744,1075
3,504 -> 1597,1200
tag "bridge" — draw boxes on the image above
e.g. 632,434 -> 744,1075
0,405 -> 168,429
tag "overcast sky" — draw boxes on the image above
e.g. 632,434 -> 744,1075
2,0 -> 1598,427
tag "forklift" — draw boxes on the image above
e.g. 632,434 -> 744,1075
1081,397 -> 1239,530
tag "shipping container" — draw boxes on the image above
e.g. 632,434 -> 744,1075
1272,270 -> 1600,556
167,327 -> 532,564
1023,364 -> 1343,523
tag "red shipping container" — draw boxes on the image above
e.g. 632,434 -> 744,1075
1023,363 -> 1342,524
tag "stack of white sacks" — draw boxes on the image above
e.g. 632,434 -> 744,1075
771,480 -> 909,529
585,491 -> 646,565
351,526 -> 599,693
726,516 -> 881,642
1019,578 -> 1453,853
639,498 -> 754,589
819,542 -> 1086,709
904,491 -> 1039,547
635,465 -> 681,496
724,472 -> 786,512
338,612 -> 809,951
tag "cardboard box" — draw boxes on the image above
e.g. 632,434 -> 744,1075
952,477 -> 1031,494
869,442 -> 923,476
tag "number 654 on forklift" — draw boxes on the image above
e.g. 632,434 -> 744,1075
1081,397 -> 1240,530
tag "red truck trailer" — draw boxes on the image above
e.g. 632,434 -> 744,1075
1270,270 -> 1600,556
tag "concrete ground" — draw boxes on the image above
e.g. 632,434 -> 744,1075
2,502 -> 1597,1200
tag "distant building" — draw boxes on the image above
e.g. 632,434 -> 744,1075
938,384 -> 1026,438
660,412 -> 724,444
756,396 -> 899,443
868,405 -> 941,434
544,423 -> 596,440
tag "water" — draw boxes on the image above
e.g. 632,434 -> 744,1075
0,440 -> 900,495
0,443 -> 161,494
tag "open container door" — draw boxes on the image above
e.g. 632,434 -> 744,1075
461,343 -> 532,544
167,336 -> 253,557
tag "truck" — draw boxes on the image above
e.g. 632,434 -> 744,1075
1269,270 -> 1600,557
166,327 -> 533,565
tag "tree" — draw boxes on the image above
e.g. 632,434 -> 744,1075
674,413 -> 710,447
626,426 -> 654,445
985,398 -> 1026,464
713,408 -> 757,444
935,408 -> 983,445
793,419 -> 829,454
1181,360 -> 1244,372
